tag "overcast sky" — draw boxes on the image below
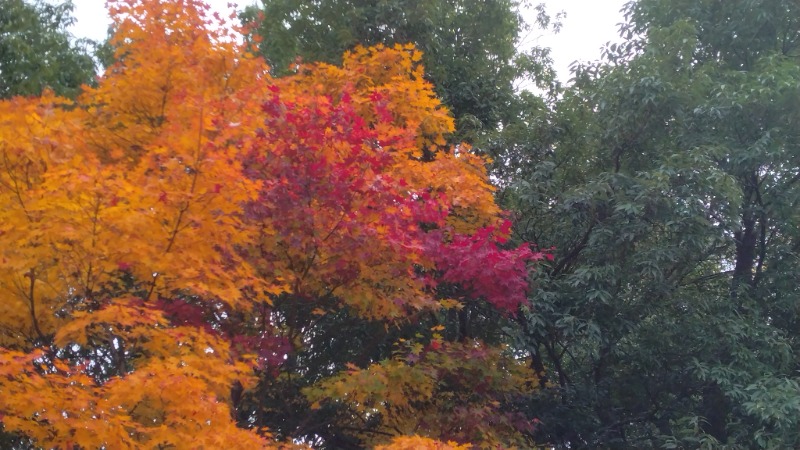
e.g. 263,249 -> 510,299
67,0 -> 628,83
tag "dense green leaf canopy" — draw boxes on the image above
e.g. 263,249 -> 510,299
0,0 -> 95,98
505,0 -> 800,447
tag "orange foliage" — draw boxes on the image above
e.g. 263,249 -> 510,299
0,0 -> 542,447
0,0 -> 279,446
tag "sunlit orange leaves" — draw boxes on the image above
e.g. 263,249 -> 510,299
0,0 -> 543,447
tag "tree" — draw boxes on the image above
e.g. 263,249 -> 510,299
0,0 -> 96,98
241,0 -> 559,141
503,0 -> 800,447
0,0 -> 544,447
231,42 -> 544,448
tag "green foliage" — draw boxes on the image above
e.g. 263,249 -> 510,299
502,0 -> 800,447
0,0 -> 96,98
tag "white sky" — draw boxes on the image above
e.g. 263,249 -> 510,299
67,0 -> 628,83
530,0 -> 628,81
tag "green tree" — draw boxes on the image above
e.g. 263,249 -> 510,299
504,0 -> 800,447
241,0 -> 558,141
0,0 -> 96,98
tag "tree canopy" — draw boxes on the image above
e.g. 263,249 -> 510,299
0,0 -> 544,448
0,0 -> 96,98
504,0 -> 800,447
242,0 -> 558,141
4,0 -> 800,448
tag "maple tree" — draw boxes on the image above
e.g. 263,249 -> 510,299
0,0 -> 546,448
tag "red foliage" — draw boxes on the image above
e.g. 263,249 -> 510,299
434,222 -> 550,313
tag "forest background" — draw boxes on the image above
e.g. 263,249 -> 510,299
2,0 -> 800,448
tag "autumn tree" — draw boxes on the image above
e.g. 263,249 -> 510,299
233,42 -> 544,449
0,0 -> 544,448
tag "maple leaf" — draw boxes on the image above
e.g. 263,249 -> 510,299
433,222 -> 550,314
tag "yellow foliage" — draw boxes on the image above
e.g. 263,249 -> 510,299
304,340 -> 539,448
376,435 -> 472,450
